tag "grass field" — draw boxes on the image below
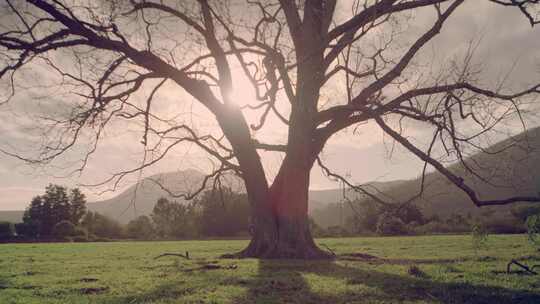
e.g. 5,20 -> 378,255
1,235 -> 540,303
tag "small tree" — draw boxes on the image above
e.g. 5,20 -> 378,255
196,188 -> 250,237
151,198 -> 195,239
52,220 -> 78,238
526,214 -> 540,246
376,213 -> 408,236
22,185 -> 88,237
81,211 -> 124,239
69,188 -> 87,225
126,216 -> 155,240
471,223 -> 489,254
0,222 -> 15,240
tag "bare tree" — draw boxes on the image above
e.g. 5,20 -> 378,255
1,0 -> 539,258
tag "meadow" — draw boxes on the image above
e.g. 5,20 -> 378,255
1,234 -> 540,303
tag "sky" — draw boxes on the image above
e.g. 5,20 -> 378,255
0,1 -> 539,210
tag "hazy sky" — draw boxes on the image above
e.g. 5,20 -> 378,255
1,1 -> 539,210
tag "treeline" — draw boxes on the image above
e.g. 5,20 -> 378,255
0,185 -> 251,242
125,188 -> 250,240
310,199 -> 530,237
3,184 -> 538,242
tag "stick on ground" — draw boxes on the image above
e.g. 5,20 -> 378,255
507,259 -> 539,275
154,251 -> 190,260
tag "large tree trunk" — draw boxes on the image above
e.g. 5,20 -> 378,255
236,158 -> 332,259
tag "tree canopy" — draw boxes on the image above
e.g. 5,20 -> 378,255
21,184 -> 87,237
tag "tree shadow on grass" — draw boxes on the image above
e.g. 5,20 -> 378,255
230,259 -> 540,304
102,257 -> 540,304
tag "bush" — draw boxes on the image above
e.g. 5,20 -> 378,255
471,223 -> 489,252
376,213 -> 408,236
413,221 -> 452,234
483,218 -> 525,234
52,220 -> 77,237
526,214 -> 540,245
14,222 -> 38,238
511,204 -> 540,222
0,221 -> 15,240
72,235 -> 88,242
126,216 -> 155,240
323,225 -> 351,237
74,226 -> 88,237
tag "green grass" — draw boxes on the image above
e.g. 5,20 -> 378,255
1,235 -> 540,303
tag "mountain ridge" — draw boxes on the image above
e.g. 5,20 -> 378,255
2,127 -> 539,225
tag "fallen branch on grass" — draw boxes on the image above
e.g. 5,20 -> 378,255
184,264 -> 238,272
507,259 -> 540,275
320,244 -> 336,257
154,251 -> 190,260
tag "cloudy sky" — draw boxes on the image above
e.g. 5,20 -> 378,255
1,1 -> 539,210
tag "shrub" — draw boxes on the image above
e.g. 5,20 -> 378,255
14,222 -> 38,238
511,204 -> 540,222
72,235 -> 88,242
526,214 -> 540,245
126,216 -> 155,240
483,218 -> 525,234
0,221 -> 15,240
74,226 -> 88,237
471,223 -> 489,253
52,220 -> 77,238
322,225 -> 350,237
376,213 -> 407,236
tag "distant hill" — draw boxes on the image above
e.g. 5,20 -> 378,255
311,127 -> 540,227
87,169 -> 248,223
2,127 -> 539,225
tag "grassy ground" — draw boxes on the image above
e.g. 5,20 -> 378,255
1,235 -> 540,303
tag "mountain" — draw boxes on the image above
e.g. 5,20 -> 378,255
2,127 -> 539,226
87,169 -> 245,223
311,127 -> 540,227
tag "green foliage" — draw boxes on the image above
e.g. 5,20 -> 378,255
323,225 -> 351,237
151,198 -> 196,238
126,215 -> 155,240
71,235 -> 89,242
389,204 -> 426,226
376,213 -> 408,236
14,222 -> 38,238
52,220 -> 78,237
412,221 -> 454,235
0,221 -> 15,240
326,200 -> 427,236
195,188 -> 250,237
526,214 -> 540,246
471,223 -> 489,253
308,217 -> 326,237
81,211 -> 124,239
482,217 -> 525,234
512,204 -> 540,223
68,188 -> 87,224
22,184 -> 87,238
347,200 -> 381,234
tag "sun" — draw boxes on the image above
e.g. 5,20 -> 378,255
226,69 -> 258,107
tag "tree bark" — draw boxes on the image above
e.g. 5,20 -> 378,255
236,158 -> 332,259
